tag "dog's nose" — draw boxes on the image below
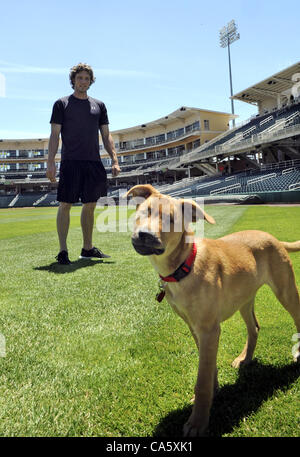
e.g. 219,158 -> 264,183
135,229 -> 158,245
132,229 -> 164,255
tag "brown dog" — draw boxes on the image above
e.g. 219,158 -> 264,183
126,184 -> 300,437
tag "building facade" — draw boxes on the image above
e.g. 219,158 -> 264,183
0,106 -> 234,193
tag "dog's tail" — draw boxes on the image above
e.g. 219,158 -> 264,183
281,240 -> 300,252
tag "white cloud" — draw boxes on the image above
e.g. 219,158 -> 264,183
0,73 -> 6,97
0,60 -> 158,79
5,93 -> 55,102
0,129 -> 49,140
0,60 -> 67,74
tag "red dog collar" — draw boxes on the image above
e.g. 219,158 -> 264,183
159,242 -> 197,283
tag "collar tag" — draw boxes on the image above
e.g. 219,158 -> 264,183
156,290 -> 165,302
156,279 -> 166,302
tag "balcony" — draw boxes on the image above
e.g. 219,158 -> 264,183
115,123 -> 200,153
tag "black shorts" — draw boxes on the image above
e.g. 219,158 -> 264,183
57,160 -> 107,204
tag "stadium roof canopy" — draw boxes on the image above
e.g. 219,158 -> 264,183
113,106 -> 236,134
231,62 -> 300,105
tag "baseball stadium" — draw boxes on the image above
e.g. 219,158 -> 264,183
1,62 -> 300,206
0,58 -> 300,440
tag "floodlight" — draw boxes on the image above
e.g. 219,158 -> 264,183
219,20 -> 240,127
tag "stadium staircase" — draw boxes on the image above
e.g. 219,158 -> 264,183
0,192 -> 59,208
8,194 -> 20,207
13,193 -> 47,207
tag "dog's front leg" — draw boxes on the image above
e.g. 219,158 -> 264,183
183,324 -> 220,437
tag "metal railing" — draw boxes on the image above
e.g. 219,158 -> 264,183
247,173 -> 277,186
210,183 -> 241,195
261,158 -> 300,171
117,125 -> 200,152
196,180 -> 221,189
289,182 -> 300,191
282,167 -> 295,175
182,113 -> 300,165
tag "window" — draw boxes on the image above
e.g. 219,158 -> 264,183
176,128 -> 184,137
133,139 -> 144,148
145,136 -> 155,146
122,155 -> 133,164
204,120 -> 210,130
193,139 -> 200,149
156,149 -> 166,159
186,121 -> 200,133
155,134 -> 165,144
147,152 -> 156,160
134,153 -> 145,162
102,158 -> 111,167
166,131 -> 175,141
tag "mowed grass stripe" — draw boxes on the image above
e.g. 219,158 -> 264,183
0,205 -> 244,437
213,205 -> 300,437
0,205 -> 299,437
0,207 -> 81,240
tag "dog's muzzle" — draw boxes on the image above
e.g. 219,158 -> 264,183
131,229 -> 165,256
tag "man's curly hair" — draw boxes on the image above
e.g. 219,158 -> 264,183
69,63 -> 96,89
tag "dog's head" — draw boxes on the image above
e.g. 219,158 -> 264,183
126,184 -> 215,256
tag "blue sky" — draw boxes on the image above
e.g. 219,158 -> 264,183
0,0 -> 299,139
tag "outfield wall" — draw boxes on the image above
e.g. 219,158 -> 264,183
198,191 -> 300,205
1,190 -> 299,208
257,190 -> 300,203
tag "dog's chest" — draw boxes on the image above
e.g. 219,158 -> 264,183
165,284 -> 192,316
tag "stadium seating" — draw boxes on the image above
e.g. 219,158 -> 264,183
0,195 -> 16,208
1,164 -> 299,207
157,163 -> 300,197
197,101 -> 300,156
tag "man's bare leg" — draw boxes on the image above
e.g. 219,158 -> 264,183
57,202 -> 72,252
81,202 -> 97,251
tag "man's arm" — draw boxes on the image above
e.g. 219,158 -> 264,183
46,123 -> 61,182
99,124 -> 120,177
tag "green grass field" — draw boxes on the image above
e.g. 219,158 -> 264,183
0,204 -> 299,437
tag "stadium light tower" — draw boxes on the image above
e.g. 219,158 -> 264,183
219,20 -> 240,127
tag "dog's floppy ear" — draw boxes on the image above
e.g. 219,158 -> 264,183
181,199 -> 216,225
126,184 -> 160,199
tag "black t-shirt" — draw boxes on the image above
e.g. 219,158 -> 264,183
50,94 -> 109,161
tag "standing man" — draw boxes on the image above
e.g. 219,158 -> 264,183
47,63 -> 120,264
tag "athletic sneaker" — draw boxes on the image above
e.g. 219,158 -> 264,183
79,246 -> 111,259
56,250 -> 71,265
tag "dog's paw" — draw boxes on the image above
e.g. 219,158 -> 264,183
293,352 -> 300,364
183,418 -> 208,437
189,395 -> 195,404
232,356 -> 252,368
